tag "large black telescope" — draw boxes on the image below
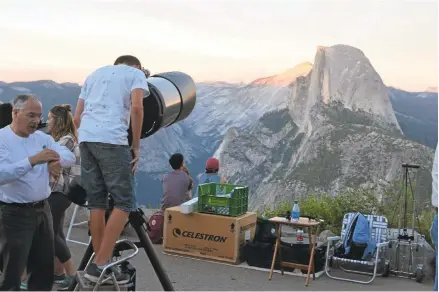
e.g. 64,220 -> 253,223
127,71 -> 196,144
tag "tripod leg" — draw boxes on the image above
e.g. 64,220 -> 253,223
395,169 -> 406,271
396,172 -> 405,234
407,171 -> 416,237
129,212 -> 175,291
78,243 -> 95,271
68,242 -> 94,290
404,167 -> 409,232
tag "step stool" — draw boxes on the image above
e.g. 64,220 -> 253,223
74,239 -> 139,291
75,271 -> 129,291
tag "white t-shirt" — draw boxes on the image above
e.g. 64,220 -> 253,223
78,64 -> 150,145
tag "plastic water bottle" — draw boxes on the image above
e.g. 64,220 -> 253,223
291,200 -> 300,222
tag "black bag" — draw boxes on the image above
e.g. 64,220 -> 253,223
243,240 -> 326,273
66,177 -> 87,206
334,241 -> 368,260
244,241 -> 279,270
280,242 -> 326,273
254,217 -> 277,244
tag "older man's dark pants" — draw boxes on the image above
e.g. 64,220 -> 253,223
0,200 -> 55,291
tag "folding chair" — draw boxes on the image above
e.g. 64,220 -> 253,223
66,204 -> 91,246
325,213 -> 390,284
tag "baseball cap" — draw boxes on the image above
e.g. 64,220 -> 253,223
206,158 -> 219,170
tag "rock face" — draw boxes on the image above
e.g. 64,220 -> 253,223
215,45 -> 435,211
288,45 -> 401,134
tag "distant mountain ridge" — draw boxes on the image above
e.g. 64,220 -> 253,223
0,80 -> 80,122
388,87 -> 438,148
0,51 -> 437,207
425,87 -> 438,93
250,62 -> 313,86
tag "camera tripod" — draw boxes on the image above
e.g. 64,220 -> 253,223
68,205 -> 175,291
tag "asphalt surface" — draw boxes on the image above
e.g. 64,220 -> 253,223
66,228 -> 434,291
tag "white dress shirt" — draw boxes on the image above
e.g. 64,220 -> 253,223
432,146 -> 438,208
0,126 -> 76,203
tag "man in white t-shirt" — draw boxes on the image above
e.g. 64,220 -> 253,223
73,55 -> 149,284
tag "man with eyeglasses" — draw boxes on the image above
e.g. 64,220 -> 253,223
0,94 -> 76,291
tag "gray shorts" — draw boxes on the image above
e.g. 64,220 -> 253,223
79,142 -> 136,212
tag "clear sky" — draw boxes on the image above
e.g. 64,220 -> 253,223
0,0 -> 437,91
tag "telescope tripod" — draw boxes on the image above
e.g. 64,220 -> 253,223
387,163 -> 425,283
68,207 -> 175,291
396,164 -> 419,240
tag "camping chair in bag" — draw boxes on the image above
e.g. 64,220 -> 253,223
325,212 -> 390,284
66,179 -> 91,246
66,204 -> 91,246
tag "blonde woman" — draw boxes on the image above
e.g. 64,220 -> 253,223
47,104 -> 81,290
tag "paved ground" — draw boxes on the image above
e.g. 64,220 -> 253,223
67,228 -> 433,291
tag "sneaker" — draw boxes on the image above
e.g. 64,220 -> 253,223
57,275 -> 75,291
20,279 -> 28,291
54,274 -> 66,284
84,263 -> 130,285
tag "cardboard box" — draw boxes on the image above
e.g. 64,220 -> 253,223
163,207 -> 257,264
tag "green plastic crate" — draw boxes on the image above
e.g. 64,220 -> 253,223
197,183 -> 248,217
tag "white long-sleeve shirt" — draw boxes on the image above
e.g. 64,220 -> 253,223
0,126 -> 76,203
432,146 -> 438,208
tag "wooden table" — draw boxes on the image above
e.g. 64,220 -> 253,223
268,216 -> 322,286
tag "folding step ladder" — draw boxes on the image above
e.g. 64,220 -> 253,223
74,239 -> 139,291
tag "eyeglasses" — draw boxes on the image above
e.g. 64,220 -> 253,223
25,112 -> 43,121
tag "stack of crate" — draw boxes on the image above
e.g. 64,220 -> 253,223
163,183 -> 254,265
